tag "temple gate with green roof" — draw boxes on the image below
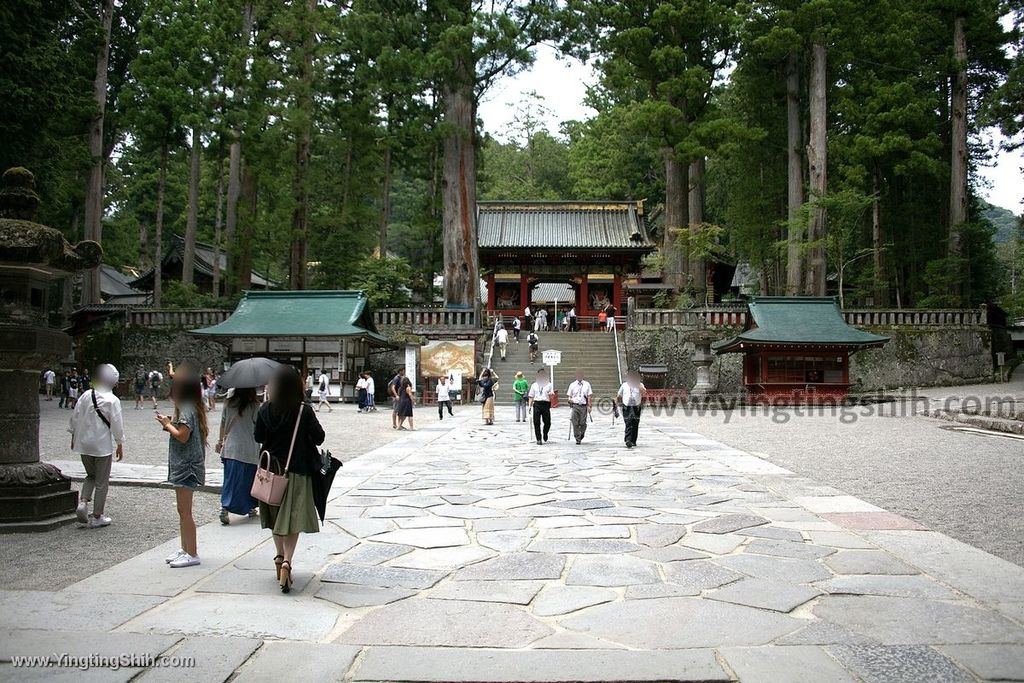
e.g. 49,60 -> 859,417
191,290 -> 388,399
712,296 -> 889,403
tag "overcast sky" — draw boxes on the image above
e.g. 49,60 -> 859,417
477,45 -> 1024,215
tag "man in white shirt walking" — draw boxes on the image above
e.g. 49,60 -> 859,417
566,370 -> 593,444
365,372 -> 377,411
436,376 -> 454,419
523,305 -> 533,333
496,325 -> 509,360
43,368 -> 56,400
527,369 -> 554,445
69,364 -> 125,528
316,369 -> 332,412
356,373 -> 368,412
567,306 -> 578,332
512,316 -> 521,342
616,370 -> 647,449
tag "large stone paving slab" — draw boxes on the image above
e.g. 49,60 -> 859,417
454,552 -> 565,581
351,646 -> 731,682
565,555 -> 660,587
558,597 -> 803,648
813,595 -> 1024,644
337,598 -> 554,647
720,645 -> 857,683
0,590 -> 164,631
828,644 -> 974,683
119,593 -> 341,640
707,578 -> 820,612
321,563 -> 446,589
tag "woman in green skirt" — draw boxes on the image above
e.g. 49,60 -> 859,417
254,365 -> 325,593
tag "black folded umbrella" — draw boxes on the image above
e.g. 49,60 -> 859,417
312,450 -> 343,522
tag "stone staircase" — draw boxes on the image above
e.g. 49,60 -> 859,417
485,330 -> 623,405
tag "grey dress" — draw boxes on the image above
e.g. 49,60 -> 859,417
167,404 -> 206,489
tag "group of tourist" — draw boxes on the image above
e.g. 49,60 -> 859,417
42,367 -> 93,409
68,359 -> 331,593
131,366 -> 164,409
509,367 -> 648,448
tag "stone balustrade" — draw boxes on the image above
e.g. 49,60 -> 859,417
629,305 -> 988,329
629,307 -> 749,328
374,308 -> 479,331
842,307 -> 986,327
126,308 -> 231,329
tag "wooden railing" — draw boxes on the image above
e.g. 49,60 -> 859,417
374,308 -> 479,331
629,306 -> 749,328
127,308 -> 231,329
842,308 -> 987,327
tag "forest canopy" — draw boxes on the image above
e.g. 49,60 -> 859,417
1,0 -> 1022,313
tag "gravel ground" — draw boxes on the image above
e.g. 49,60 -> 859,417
38,397 -> 421,467
0,486 -> 222,591
678,403 -> 1024,567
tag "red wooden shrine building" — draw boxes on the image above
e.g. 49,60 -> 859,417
713,296 -> 889,403
479,201 -> 656,321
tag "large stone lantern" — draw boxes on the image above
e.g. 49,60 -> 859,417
0,167 -> 101,531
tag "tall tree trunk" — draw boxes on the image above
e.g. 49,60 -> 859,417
688,157 -> 707,303
224,2 -> 255,295
379,142 -> 392,258
182,125 -> 201,286
288,0 -> 315,290
806,43 -> 828,296
440,59 -> 480,307
81,0 -> 115,305
153,141 -> 169,308
948,14 -> 968,300
785,52 -> 804,296
872,172 -> 886,305
225,138 -> 242,293
237,164 -> 256,290
212,147 -> 225,298
661,147 -> 689,292
139,220 -> 149,270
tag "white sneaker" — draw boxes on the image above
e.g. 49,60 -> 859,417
75,501 -> 88,524
169,553 -> 201,568
87,515 -> 111,528
165,549 -> 186,563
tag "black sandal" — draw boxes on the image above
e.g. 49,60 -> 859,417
279,560 -> 293,593
274,555 -> 284,580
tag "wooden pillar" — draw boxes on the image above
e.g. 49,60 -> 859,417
612,274 -> 622,315
580,275 -> 589,318
486,273 -> 496,311
519,273 -> 529,314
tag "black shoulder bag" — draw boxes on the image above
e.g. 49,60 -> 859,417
91,390 -> 111,430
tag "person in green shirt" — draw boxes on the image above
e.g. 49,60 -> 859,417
513,371 -> 530,423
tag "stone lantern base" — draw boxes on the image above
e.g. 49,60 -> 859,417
0,358 -> 79,532
0,464 -> 79,532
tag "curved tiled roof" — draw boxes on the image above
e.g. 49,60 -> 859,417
477,201 -> 655,251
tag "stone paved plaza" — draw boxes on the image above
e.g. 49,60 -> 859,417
3,405 -> 1024,681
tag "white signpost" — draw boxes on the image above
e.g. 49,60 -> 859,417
542,349 -> 562,387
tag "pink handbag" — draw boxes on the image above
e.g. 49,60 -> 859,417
250,405 -> 303,506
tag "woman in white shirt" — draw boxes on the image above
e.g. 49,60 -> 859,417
69,364 -> 124,528
616,370 -> 647,449
364,373 -> 377,411
356,374 -> 368,412
527,369 -> 554,445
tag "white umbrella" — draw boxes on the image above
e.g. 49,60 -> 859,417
218,357 -> 282,389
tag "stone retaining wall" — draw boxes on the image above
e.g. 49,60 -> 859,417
626,323 -> 993,393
